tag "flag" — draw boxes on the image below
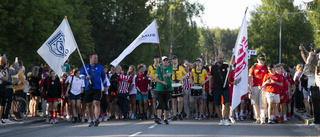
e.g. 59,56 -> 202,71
110,19 -> 159,67
231,10 -> 248,111
37,17 -> 77,77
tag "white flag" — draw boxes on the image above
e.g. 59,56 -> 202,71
231,11 -> 248,111
110,19 -> 159,67
37,18 -> 77,77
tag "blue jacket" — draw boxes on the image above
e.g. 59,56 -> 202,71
80,64 -> 108,91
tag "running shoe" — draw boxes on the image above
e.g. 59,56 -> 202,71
224,120 -> 231,126
283,117 -> 288,122
240,116 -> 244,121
46,118 -> 50,123
3,119 -> 13,123
178,114 -> 183,120
151,115 -> 155,119
55,118 -> 59,123
103,116 -> 108,122
99,117 -> 102,122
88,118 -> 92,123
253,119 -> 260,124
73,117 -> 77,123
50,119 -> 54,124
88,121 -> 94,127
155,118 -> 161,124
219,120 -> 224,126
172,116 -> 177,121
164,119 -> 169,125
229,116 -> 235,123
94,119 -> 100,126
267,120 -> 274,124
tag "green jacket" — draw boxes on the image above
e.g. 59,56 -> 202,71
155,65 -> 173,91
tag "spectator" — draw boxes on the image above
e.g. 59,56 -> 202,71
28,66 -> 42,117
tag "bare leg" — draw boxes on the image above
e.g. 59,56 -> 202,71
177,97 -> 183,115
93,100 -> 100,119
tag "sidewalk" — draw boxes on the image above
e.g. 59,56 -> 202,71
0,115 -> 46,128
294,110 -> 320,132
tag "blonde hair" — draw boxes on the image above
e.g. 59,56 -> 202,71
129,65 -> 136,77
296,64 -> 303,72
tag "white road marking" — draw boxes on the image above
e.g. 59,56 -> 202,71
148,124 -> 157,129
129,131 -> 142,137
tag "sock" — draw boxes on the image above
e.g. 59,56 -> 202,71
50,111 -> 53,119
235,112 -> 239,118
61,106 -> 64,116
54,111 -> 57,119
240,110 -> 244,116
280,116 -> 283,120
275,115 -> 278,120
104,113 -> 107,116
287,113 -> 290,117
284,115 -> 287,119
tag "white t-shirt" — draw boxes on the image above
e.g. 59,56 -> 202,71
129,75 -> 137,95
68,76 -> 85,95
101,77 -> 111,95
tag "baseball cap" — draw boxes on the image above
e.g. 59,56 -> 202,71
171,55 -> 178,59
162,56 -> 168,61
196,58 -> 202,62
257,54 -> 265,61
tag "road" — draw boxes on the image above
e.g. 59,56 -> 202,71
0,117 -> 319,137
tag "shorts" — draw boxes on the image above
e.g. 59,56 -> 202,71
207,93 -> 214,102
70,93 -> 82,100
155,91 -> 171,110
85,89 -> 102,103
266,92 -> 280,103
213,89 -> 230,106
280,91 -> 287,104
47,97 -> 59,103
193,90 -> 207,100
136,92 -> 148,100
150,89 -> 156,98
130,94 -> 136,99
0,91 -> 6,106
303,88 -> 311,99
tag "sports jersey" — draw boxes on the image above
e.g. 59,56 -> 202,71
249,63 -> 267,86
263,73 -> 282,94
183,72 -> 192,90
69,76 -> 85,95
191,68 -> 209,89
155,65 -> 173,91
135,74 -> 149,93
210,64 -> 229,91
172,65 -> 186,83
117,74 -> 133,94
80,64 -> 108,91
148,64 -> 159,81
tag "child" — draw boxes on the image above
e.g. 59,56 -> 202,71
117,65 -> 133,120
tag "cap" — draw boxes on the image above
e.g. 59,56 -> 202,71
257,54 -> 265,61
153,55 -> 159,58
171,55 -> 178,59
162,56 -> 168,61
196,58 -> 202,62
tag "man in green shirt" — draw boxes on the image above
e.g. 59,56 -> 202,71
154,56 -> 173,125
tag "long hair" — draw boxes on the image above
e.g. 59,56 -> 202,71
129,65 -> 136,77
31,66 -> 40,77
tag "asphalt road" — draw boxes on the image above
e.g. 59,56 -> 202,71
0,117 -> 319,137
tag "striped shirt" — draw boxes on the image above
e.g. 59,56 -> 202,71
183,72 -> 192,90
117,74 -> 132,94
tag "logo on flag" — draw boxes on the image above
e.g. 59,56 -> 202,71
235,37 -> 248,78
47,30 -> 69,58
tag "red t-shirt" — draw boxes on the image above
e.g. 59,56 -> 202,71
249,64 -> 267,86
263,73 -> 282,94
117,74 -> 132,94
135,74 -> 149,93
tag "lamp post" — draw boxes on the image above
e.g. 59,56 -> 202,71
251,11 -> 313,63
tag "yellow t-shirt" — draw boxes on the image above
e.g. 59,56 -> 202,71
148,64 -> 158,81
190,68 -> 208,89
172,65 -> 186,83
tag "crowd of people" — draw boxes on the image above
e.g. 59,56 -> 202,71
0,43 -> 319,127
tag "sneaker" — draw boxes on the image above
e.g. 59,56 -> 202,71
50,119 -> 54,124
131,114 -> 135,120
73,117 -> 77,123
46,118 -> 50,123
55,118 -> 59,123
284,117 -> 288,122
172,116 -> 178,121
81,119 -> 85,123
229,116 -> 235,123
261,121 -> 266,124
194,113 -> 199,119
224,120 -> 231,126
240,116 -> 244,121
94,119 -> 100,126
103,116 -> 108,122
268,120 -> 273,124
210,115 -> 214,119
67,116 -> 71,121
198,117 -> 202,120
253,119 -> 260,124
178,114 -> 183,120
202,115 -> 207,119
309,122 -> 316,126
144,114 -> 148,120
99,117 -> 102,122
164,119 -> 169,125
88,121 -> 94,127
236,117 -> 239,121
274,119 -> 279,124
88,118 -> 92,123
155,118 -> 161,124
219,120 -> 224,126
3,119 -> 13,123
151,115 -> 155,119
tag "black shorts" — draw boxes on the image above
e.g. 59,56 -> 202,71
85,89 -> 102,103
155,91 -> 171,110
207,93 -> 214,102
213,89 -> 230,106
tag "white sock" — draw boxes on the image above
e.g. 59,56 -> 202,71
240,110 -> 244,116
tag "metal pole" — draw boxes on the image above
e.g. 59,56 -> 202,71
279,16 -> 282,63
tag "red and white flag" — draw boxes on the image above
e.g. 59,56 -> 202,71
231,10 -> 248,111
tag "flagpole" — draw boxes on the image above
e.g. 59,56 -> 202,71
223,7 -> 248,88
64,16 -> 91,84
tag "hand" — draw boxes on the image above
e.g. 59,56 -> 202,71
86,76 -> 90,80
299,45 -> 304,51
209,91 -> 212,96
270,79 -> 275,83
162,81 -> 167,86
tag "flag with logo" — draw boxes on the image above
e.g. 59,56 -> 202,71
110,19 -> 159,67
231,10 -> 248,111
37,17 -> 77,77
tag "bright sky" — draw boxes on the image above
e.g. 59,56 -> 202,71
190,0 -> 313,29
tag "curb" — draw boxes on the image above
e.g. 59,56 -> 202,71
294,112 -> 320,133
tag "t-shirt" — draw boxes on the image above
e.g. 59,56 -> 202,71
191,68 -> 208,89
129,75 -> 137,95
69,76 -> 85,95
249,64 -> 267,86
135,74 -> 149,93
183,72 -> 192,90
210,64 -> 229,91
172,65 -> 186,83
155,65 -> 173,91
263,73 -> 282,94
148,64 -> 159,81
117,74 -> 132,94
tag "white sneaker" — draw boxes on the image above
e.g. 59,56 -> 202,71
88,118 -> 92,122
309,122 -> 316,126
229,117 -> 236,123
219,120 -> 224,126
224,120 -> 231,126
46,118 -> 50,123
103,116 -> 108,122
50,119 -> 54,124
194,113 -> 199,120
81,119 -> 85,123
151,115 -> 155,119
3,119 -> 13,123
131,114 -> 135,120
99,117 -> 102,122
284,117 -> 288,122
55,118 -> 59,123
67,116 -> 71,122
203,115 -> 206,119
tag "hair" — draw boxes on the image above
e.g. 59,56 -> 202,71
296,64 -> 303,72
72,68 -> 79,75
89,53 -> 97,59
274,64 -> 282,68
137,63 -> 145,70
267,63 -> 274,69
31,66 -> 40,77
18,60 -> 23,66
115,65 -> 122,74
48,70 -> 56,79
122,65 -> 129,70
129,65 -> 136,77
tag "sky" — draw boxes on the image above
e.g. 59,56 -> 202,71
190,0 -> 313,29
